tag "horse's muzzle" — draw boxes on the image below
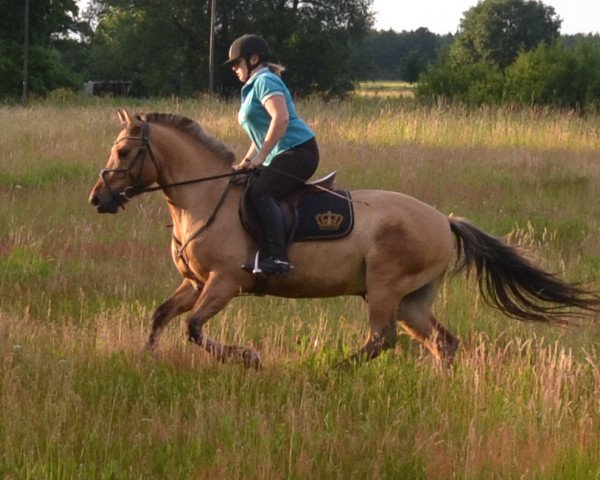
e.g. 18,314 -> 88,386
89,188 -> 122,214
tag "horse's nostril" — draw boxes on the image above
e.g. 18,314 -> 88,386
90,194 -> 100,206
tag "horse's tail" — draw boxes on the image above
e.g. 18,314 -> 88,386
449,216 -> 600,323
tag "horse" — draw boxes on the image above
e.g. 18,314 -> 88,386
88,109 -> 600,368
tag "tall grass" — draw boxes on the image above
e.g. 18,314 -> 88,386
1,97 -> 600,478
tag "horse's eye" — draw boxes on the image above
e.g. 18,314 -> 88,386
118,149 -> 129,159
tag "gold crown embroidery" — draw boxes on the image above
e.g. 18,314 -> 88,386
315,211 -> 344,230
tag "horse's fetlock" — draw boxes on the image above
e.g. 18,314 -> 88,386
187,322 -> 203,344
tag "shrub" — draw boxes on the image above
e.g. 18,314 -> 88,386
504,41 -> 600,109
417,60 -> 504,105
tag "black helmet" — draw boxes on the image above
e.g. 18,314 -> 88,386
224,34 -> 272,66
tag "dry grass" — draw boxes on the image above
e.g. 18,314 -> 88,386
2,98 -> 600,478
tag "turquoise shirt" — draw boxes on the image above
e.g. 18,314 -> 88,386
238,67 -> 314,166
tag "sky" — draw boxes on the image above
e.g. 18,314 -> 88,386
372,0 -> 600,35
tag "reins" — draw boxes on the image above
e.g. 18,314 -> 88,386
128,171 -> 245,197
173,178 -> 234,264
102,120 -> 247,203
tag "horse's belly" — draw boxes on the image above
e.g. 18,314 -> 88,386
266,239 -> 367,298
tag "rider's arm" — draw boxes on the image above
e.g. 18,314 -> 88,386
251,94 -> 289,168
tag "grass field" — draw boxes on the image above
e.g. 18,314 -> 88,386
2,96 -> 600,478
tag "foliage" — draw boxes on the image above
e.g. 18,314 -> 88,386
86,0 -> 374,98
416,0 -> 600,109
419,38 -> 600,109
2,0 -> 598,104
0,0 -> 85,100
417,58 -> 505,105
561,33 -> 600,48
449,0 -> 560,70
350,28 -> 453,82
505,40 -> 600,109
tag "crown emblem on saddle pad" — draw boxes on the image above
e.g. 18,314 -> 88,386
315,210 -> 344,230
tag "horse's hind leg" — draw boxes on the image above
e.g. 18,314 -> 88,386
398,280 -> 459,365
145,279 -> 201,354
347,293 -> 399,363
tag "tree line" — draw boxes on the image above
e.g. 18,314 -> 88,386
1,0 -> 375,100
2,0 -> 600,109
416,0 -> 600,110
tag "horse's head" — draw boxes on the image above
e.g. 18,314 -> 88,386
89,109 -> 160,214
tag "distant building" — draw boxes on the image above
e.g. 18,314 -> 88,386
83,81 -> 132,97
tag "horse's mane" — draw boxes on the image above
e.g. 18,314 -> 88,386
143,113 -> 236,165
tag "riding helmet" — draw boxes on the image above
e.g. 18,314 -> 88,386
224,34 -> 272,65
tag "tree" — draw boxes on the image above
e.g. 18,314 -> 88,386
417,0 -> 569,105
87,0 -> 374,98
350,28 -> 452,81
0,0 -> 84,100
505,40 -> 600,109
449,0 -> 561,70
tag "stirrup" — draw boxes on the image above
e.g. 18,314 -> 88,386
258,257 -> 293,276
241,252 -> 293,277
241,251 -> 264,274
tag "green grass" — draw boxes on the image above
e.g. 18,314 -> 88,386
2,98 -> 600,478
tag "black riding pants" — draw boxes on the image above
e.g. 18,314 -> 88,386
249,137 -> 320,206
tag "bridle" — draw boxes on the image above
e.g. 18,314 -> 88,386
99,121 -> 160,209
98,120 -> 253,277
99,121 -> 245,209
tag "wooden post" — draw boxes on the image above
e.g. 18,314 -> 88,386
22,0 -> 30,105
208,0 -> 217,95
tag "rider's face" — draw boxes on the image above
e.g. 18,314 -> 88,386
231,54 -> 259,83
232,58 -> 248,83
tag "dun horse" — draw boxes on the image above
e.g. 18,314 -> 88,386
89,109 -> 599,368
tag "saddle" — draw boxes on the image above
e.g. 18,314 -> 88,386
239,171 -> 355,248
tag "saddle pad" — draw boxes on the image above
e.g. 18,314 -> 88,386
239,187 -> 354,243
293,190 -> 354,241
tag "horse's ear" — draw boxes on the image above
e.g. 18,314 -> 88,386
116,108 -> 136,126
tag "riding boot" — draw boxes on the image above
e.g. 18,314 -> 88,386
254,194 -> 292,276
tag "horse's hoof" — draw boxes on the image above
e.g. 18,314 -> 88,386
242,349 -> 262,370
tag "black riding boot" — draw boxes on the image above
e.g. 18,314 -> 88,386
254,194 -> 292,276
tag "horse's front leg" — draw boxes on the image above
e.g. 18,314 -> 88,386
145,279 -> 202,354
187,273 -> 261,369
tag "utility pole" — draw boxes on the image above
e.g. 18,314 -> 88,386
22,0 -> 30,105
208,0 -> 217,96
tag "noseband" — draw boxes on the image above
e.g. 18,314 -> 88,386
99,121 -> 160,209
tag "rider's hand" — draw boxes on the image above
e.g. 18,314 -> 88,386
249,154 -> 265,169
233,158 -> 252,171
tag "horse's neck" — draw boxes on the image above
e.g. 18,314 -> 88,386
153,126 -> 232,230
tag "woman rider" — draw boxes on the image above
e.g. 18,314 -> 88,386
227,34 -> 319,276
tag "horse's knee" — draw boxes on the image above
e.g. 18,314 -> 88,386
149,280 -> 199,344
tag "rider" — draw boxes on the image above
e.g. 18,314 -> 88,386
227,34 -> 319,276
